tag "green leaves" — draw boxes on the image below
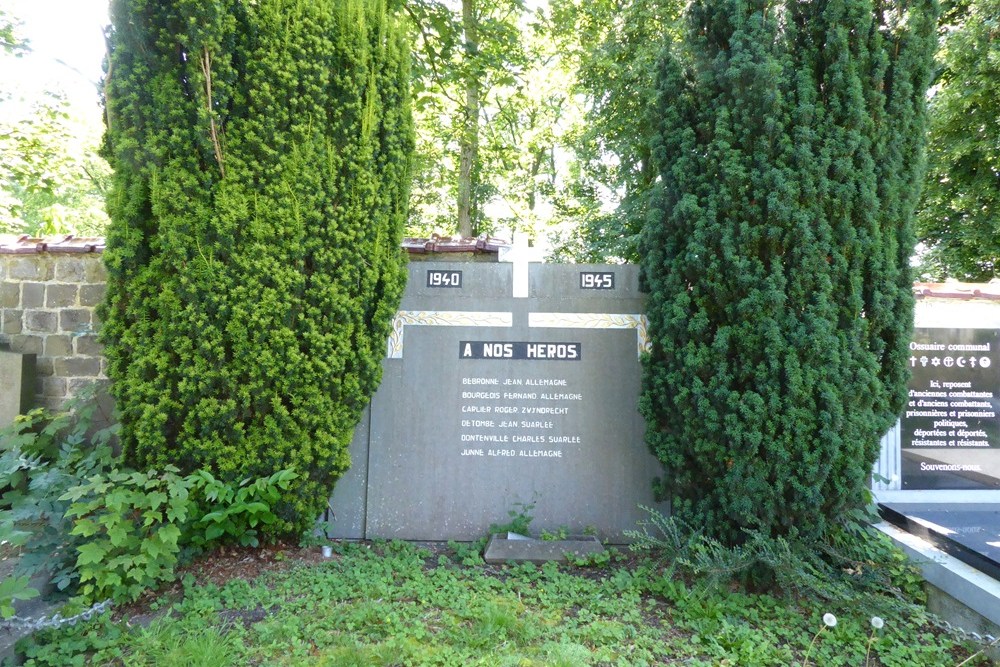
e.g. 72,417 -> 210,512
548,0 -> 683,262
76,542 -> 109,567
0,79 -> 111,234
0,518 -> 39,618
641,0 -> 936,546
62,465 -> 298,603
102,0 -> 412,537
406,0 -> 560,238
915,0 -> 1000,280
1,390 -> 120,597
0,575 -> 38,618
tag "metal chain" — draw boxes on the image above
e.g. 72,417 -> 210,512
0,599 -> 112,633
931,616 -> 999,648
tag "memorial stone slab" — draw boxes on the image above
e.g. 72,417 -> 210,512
483,533 -> 605,564
0,350 -> 35,428
326,262 -> 667,542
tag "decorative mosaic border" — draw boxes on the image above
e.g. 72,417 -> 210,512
528,312 -> 650,357
387,310 -> 513,358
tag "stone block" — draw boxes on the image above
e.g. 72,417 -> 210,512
24,311 -> 58,333
84,259 -> 108,283
45,284 -> 78,308
483,534 -> 605,564
2,311 -> 23,335
8,257 -> 51,281
7,335 -> 43,355
324,409 -> 372,539
54,356 -> 102,378
37,397 -> 67,412
44,335 -> 73,357
54,258 -> 87,283
21,283 -> 44,309
35,357 -> 54,377
59,309 -> 92,333
74,334 -> 104,356
79,284 -> 107,307
1,282 -> 19,309
0,350 -> 35,427
67,377 -> 102,396
350,262 -> 666,543
41,377 -> 68,398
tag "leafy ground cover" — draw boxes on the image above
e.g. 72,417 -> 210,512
10,540 -> 994,666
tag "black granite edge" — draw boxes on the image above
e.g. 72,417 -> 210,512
878,502 -> 1000,582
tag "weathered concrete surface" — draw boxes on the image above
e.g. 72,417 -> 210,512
483,534 -> 605,564
330,262 -> 667,543
875,521 -> 1000,661
0,350 -> 35,428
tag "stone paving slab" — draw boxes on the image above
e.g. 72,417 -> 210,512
483,533 -> 604,564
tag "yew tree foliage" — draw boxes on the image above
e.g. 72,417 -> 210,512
640,0 -> 936,544
100,0 -> 413,535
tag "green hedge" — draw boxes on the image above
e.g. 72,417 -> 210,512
100,0 -> 413,535
640,0 -> 936,544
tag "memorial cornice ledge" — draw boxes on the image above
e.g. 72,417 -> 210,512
0,234 -> 510,257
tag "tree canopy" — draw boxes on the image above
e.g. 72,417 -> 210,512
547,0 -> 681,262
916,0 -> 1000,280
405,0 -> 568,239
0,9 -> 110,235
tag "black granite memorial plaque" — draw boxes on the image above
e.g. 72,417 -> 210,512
900,328 -> 1000,490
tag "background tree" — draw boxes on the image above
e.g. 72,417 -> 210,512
547,0 -> 681,262
0,10 -> 27,56
404,0 -> 680,250
0,9 -> 110,235
0,93 -> 110,234
101,0 -> 413,536
405,0 -> 534,238
641,0 -> 936,546
915,0 -> 1000,280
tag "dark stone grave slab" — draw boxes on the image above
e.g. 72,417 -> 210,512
880,503 -> 1000,581
327,262 -> 668,542
483,533 -> 604,564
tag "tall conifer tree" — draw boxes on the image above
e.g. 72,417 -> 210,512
640,0 -> 936,544
100,0 -> 413,535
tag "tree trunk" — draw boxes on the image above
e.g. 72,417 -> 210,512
457,0 -> 480,237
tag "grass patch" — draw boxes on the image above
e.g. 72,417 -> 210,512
13,540 -> 992,666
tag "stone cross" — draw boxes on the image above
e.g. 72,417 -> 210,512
499,236 -> 544,298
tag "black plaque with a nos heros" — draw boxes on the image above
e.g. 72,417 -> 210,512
901,327 -> 1000,489
459,341 -> 582,360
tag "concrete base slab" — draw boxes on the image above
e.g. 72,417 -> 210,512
874,520 -> 1000,658
880,502 -> 1000,580
483,533 -> 603,564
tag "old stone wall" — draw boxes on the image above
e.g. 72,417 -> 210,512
0,234 -> 507,416
0,237 -> 107,411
